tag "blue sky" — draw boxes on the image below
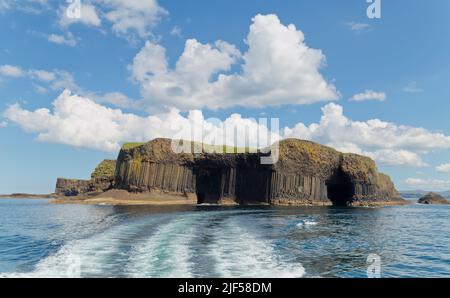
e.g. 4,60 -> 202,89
0,0 -> 450,193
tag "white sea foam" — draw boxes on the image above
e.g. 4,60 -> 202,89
296,219 -> 318,227
1,210 -> 306,278
125,215 -> 202,278
0,217 -> 161,278
209,218 -> 305,278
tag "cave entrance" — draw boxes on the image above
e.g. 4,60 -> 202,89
197,192 -> 206,204
195,168 -> 222,205
327,170 -> 355,206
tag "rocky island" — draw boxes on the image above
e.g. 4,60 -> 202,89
55,159 -> 116,196
52,138 -> 406,207
418,192 -> 450,205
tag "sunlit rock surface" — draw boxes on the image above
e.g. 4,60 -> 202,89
114,138 -> 403,206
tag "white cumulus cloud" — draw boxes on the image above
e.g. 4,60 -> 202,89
3,90 -> 279,152
59,3 -> 101,28
130,14 -> 339,111
56,0 -> 166,40
0,64 -> 135,108
284,103 -> 450,167
405,178 -> 450,190
47,33 -> 77,47
97,0 -> 167,38
350,90 -> 386,102
436,163 -> 450,173
4,91 -> 450,170
366,150 -> 428,167
0,65 -> 24,77
28,69 -> 56,82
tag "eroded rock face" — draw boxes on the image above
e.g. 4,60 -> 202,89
114,138 -> 403,206
55,178 -> 91,196
55,159 -> 116,196
418,192 -> 450,205
90,159 -> 116,192
114,140 -> 196,194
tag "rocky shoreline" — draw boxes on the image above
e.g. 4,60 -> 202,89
1,191 -> 410,207
50,190 -> 198,206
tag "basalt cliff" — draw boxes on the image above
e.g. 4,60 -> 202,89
56,138 -> 404,206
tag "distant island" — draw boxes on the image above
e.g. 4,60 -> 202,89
0,193 -> 56,199
418,192 -> 450,205
400,190 -> 450,199
49,138 -> 406,207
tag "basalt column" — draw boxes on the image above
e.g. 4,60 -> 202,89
195,167 -> 224,204
235,168 -> 272,204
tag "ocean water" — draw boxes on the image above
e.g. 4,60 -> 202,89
0,198 -> 449,278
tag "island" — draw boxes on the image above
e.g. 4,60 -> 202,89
51,138 -> 406,207
418,192 -> 450,205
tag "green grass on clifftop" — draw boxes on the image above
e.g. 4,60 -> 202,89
122,142 -> 146,150
91,160 -> 116,179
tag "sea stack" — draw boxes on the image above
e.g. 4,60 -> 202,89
418,192 -> 450,205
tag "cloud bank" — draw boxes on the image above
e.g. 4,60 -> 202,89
4,91 -> 450,169
3,90 -> 278,152
283,103 -> 450,167
405,178 -> 450,190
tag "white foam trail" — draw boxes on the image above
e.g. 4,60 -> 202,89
0,217 -> 160,278
126,215 -> 200,278
209,218 -> 305,278
0,209 -> 305,278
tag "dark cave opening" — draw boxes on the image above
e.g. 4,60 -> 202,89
235,169 -> 272,205
197,192 -> 206,204
195,168 -> 222,204
327,170 -> 355,206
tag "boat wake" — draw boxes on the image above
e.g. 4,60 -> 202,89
1,210 -> 305,278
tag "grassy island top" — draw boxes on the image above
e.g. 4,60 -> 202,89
91,159 -> 116,179
122,140 -> 255,154
121,142 -> 146,150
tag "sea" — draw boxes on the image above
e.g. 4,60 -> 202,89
0,198 -> 448,278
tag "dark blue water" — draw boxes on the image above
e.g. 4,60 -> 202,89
0,198 -> 448,277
